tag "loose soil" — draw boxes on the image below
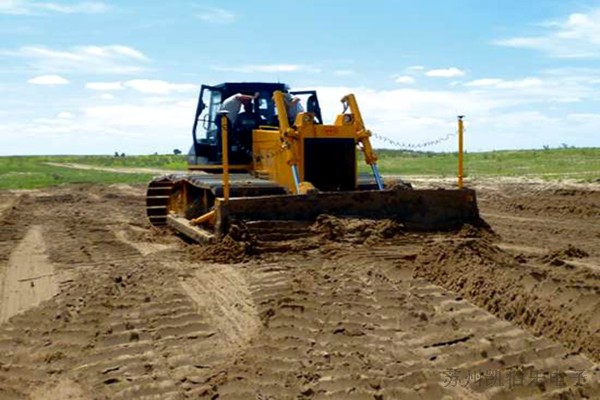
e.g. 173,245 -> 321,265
0,180 -> 598,399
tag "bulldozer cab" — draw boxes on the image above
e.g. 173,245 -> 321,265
188,82 -> 321,173
188,83 -> 324,172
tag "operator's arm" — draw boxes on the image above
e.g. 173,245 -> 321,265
235,93 -> 258,102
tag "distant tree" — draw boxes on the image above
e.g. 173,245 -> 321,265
543,145 -> 550,150
114,151 -> 119,157
173,148 -> 182,155
120,152 -> 126,157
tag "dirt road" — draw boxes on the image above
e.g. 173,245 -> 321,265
0,181 -> 598,399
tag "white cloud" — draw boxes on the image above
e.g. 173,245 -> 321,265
2,79 -> 599,155
425,67 -> 466,78
0,0 -> 109,15
0,96 -> 198,155
37,1 -> 109,14
83,99 -> 196,127
85,81 -> 124,91
394,75 -> 416,84
85,79 -> 197,95
123,79 -> 197,94
194,6 -> 236,24
82,45 -> 148,61
57,111 -> 74,119
3,65 -> 600,155
9,45 -> 149,74
464,78 -> 504,87
496,8 -> 600,58
211,64 -> 315,73
463,75 -> 591,106
27,74 -> 69,85
465,77 -> 543,89
495,78 -> 543,89
305,76 -> 600,151
0,0 -> 28,14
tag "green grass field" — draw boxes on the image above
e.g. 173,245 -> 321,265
1,148 -> 598,190
373,147 -> 600,179
0,156 -> 157,190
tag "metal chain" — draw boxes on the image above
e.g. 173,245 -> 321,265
231,130 -> 458,160
371,131 -> 457,149
232,139 -> 287,162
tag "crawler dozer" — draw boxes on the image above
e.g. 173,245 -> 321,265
146,82 -> 480,242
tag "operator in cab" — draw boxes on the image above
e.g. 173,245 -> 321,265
220,93 -> 259,126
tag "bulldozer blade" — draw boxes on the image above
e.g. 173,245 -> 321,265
211,188 -> 481,239
167,214 -> 217,244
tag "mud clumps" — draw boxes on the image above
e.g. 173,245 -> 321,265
386,179 -> 413,190
191,235 -> 252,263
193,216 -> 406,263
311,214 -> 403,244
540,244 -> 589,265
456,223 -> 498,240
184,220 -> 258,263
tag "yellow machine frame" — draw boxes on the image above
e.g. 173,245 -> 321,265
148,89 -> 481,242
252,90 -> 383,194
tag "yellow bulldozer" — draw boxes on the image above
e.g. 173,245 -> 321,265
146,82 -> 479,242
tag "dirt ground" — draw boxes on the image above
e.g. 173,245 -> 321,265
0,179 -> 598,399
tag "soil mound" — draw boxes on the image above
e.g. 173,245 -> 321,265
415,237 -> 600,362
502,188 -> 600,218
191,235 -> 252,263
191,216 -> 406,263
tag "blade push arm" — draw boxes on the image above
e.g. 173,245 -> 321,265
273,90 -> 301,193
341,94 -> 384,190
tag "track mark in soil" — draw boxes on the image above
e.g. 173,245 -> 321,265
113,229 -> 174,256
0,196 -> 17,220
568,259 -> 600,273
210,244 -> 599,399
497,242 -> 546,255
29,378 -> 88,400
415,237 -> 600,362
180,263 -> 260,349
0,225 -> 58,324
0,184 -> 598,399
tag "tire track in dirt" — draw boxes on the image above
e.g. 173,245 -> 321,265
180,263 -> 260,350
415,238 -> 600,363
478,186 -> 600,261
0,195 -> 17,220
0,184 -> 598,399
0,186 -> 258,399
43,162 -> 177,175
211,243 -> 599,399
0,225 -> 58,323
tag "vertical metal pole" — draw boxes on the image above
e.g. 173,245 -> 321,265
371,164 -> 384,191
457,115 -> 464,189
291,164 -> 301,194
221,115 -> 230,201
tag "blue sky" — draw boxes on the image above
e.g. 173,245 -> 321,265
1,0 -> 600,155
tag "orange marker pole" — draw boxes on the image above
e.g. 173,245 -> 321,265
221,115 -> 230,201
457,116 -> 465,189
